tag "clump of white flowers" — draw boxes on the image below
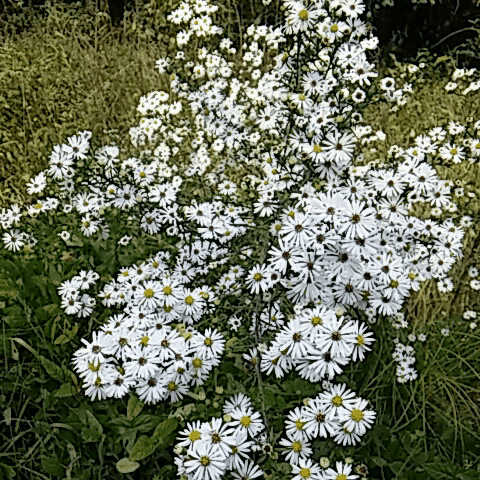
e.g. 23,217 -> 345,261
174,394 -> 266,480
392,340 -> 418,383
281,383 -> 376,452
70,251 -> 226,403
58,269 -> 99,318
260,305 -> 374,382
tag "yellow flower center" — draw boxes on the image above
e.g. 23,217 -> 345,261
314,145 -> 323,153
188,430 -> 201,442
167,381 -> 177,391
144,288 -> 154,298
298,94 -> 306,101
331,24 -> 339,32
336,475 -> 347,480
292,441 -> 303,452
311,316 -> 322,325
88,361 -> 101,372
34,203 -> 42,209
450,148 -> 457,155
356,334 -> 365,346
185,295 -> 194,305
163,304 -> 173,312
140,336 -> 149,346
240,416 -> 251,427
475,142 -> 480,149
300,468 -> 311,478
298,9 -> 308,20
140,172 -> 146,178
296,419 -> 306,430
390,280 -> 399,288
204,338 -> 213,346
275,224 -> 282,231
200,456 -> 210,466
122,271 -> 129,276
163,286 -> 172,295
351,409 -> 365,422
254,273 -> 263,281
152,261 -> 159,268
332,395 -> 343,407
193,358 -> 203,368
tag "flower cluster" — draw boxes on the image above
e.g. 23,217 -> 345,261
468,264 -> 480,292
174,394 -> 265,480
260,305 -> 374,382
71,251 -> 226,402
445,67 -> 480,96
58,269 -> 99,317
392,340 -> 417,383
280,382 -> 376,454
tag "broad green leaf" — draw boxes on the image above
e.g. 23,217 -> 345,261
129,435 -> 155,462
151,417 -> 178,444
30,275 -> 48,298
0,462 -> 16,479
40,355 -> 65,381
127,394 -> 144,420
389,461 -> 405,475
54,384 -> 76,398
81,427 -> 103,443
48,263 -> 62,286
116,458 -> 140,474
41,457 -> 64,476
86,410 -> 103,433
371,456 -> 388,467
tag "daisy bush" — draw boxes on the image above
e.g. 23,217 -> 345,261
0,0 -> 477,478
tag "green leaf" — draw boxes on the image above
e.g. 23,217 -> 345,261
371,456 -> 388,467
30,275 -> 48,298
40,355 -> 65,381
129,435 -> 156,462
0,277 -> 20,300
3,305 -> 26,328
389,461 -> 405,475
48,263 -> 62,286
86,410 -> 103,433
132,414 -> 162,433
0,462 -> 16,479
41,457 -> 64,477
81,427 -> 103,443
263,388 -> 276,408
151,417 -> 178,445
54,384 -> 76,398
65,234 -> 84,247
116,458 -> 140,474
276,395 -> 287,410
54,323 -> 79,345
127,394 -> 144,420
